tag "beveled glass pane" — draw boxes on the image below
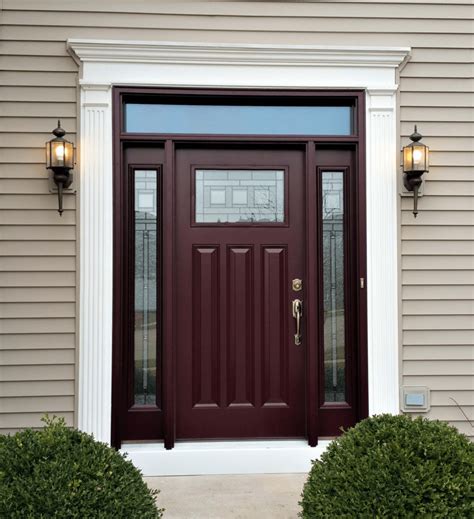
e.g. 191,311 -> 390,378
134,170 -> 157,405
322,171 -> 346,403
195,169 -> 285,223
124,103 -> 352,135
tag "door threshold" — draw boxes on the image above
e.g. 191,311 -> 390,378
121,439 -> 331,476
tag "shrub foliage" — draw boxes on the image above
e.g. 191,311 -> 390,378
0,417 -> 163,519
300,414 -> 473,518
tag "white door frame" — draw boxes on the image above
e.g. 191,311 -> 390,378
68,40 -> 410,475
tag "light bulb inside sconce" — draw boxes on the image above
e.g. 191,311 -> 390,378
412,149 -> 423,163
55,144 -> 65,160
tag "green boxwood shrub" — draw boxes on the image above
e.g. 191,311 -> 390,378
0,416 -> 163,519
300,414 -> 473,518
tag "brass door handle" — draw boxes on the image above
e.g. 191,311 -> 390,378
292,299 -> 303,345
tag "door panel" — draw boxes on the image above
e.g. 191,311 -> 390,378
175,146 -> 306,439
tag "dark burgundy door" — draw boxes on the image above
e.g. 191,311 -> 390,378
175,146 -> 306,439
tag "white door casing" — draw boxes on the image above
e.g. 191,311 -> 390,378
68,40 -> 410,474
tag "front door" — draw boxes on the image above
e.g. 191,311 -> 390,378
175,146 -> 306,439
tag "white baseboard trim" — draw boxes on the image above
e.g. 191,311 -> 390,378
122,440 -> 331,476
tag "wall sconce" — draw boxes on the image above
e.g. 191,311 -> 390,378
402,125 -> 429,217
46,120 -> 75,216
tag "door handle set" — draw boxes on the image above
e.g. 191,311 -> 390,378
292,298 -> 303,345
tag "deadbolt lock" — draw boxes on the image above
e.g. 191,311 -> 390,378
292,278 -> 303,292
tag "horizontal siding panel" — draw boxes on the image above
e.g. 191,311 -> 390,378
401,241 -> 474,255
0,56 -> 77,72
424,406 -> 474,422
403,315 -> 474,330
0,149 -> 77,165
0,271 -> 76,287
400,77 -> 474,93
402,256 -> 474,270
3,12 -> 474,34
431,391 -> 474,406
402,271 -> 474,285
401,92 -> 474,108
0,210 -> 75,224
0,132 -> 76,148
0,118 -> 76,133
427,168 -> 474,182
400,122 -> 473,137
0,364 -> 74,381
0,287 -> 76,302
401,197 -> 474,211
403,345 -> 474,360
0,256 -> 75,271
1,380 -> 74,397
1,349 -> 74,365
0,164 -> 51,179
0,333 -> 75,350
0,86 -> 76,103
403,330 -> 474,345
448,422 -> 474,437
404,360 -> 474,376
422,182 -> 474,196
0,40 -> 69,57
0,225 -> 76,240
0,412 -> 73,429
401,107 -> 474,122
412,139 -> 474,153
403,375 -> 474,391
5,0 -> 473,15
0,71 -> 77,87
0,302 -> 75,318
401,226 -> 474,240
403,299 -> 474,315
2,26 -> 474,48
0,318 -> 75,334
0,195 -> 75,210
403,285 -> 474,300
1,395 -> 74,413
424,152 -> 474,168
409,48 -> 474,63
401,211 -> 474,226
0,241 -> 75,256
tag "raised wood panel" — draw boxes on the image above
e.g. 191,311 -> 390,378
0,257 -> 75,271
402,270 -> 474,285
0,287 -> 76,302
192,246 -> 220,407
262,246 -> 288,407
403,285 -> 474,300
0,225 -> 76,240
403,345 -> 473,360
403,329 -> 474,345
403,299 -> 474,315
403,375 -> 474,391
0,302 -> 75,318
404,360 -> 474,376
401,240 -> 474,255
0,317 -> 75,334
0,333 -> 75,349
0,271 -> 75,287
226,246 -> 255,407
0,364 -> 75,382
403,315 -> 474,330
0,395 -> 74,413
1,349 -> 74,365
0,412 -> 73,428
401,226 -> 474,241
1,379 -> 74,397
402,256 -> 474,270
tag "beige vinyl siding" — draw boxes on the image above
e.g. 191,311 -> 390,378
1,0 -> 473,437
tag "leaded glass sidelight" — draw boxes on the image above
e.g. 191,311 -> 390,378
134,170 -> 158,405
322,171 -> 346,402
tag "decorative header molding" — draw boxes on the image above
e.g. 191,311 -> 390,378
68,39 -> 410,68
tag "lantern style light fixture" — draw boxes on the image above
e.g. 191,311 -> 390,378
46,120 -> 75,215
402,125 -> 429,217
